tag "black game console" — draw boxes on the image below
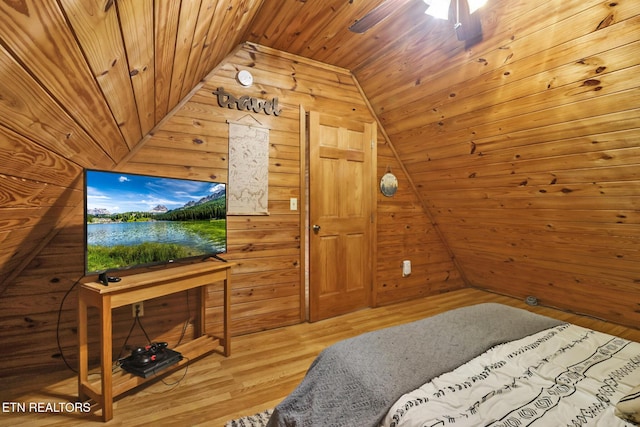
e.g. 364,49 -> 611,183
119,342 -> 182,378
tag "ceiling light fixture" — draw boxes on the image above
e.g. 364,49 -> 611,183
423,0 -> 487,20
423,0 -> 451,20
423,0 -> 487,43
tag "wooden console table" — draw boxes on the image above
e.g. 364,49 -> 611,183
77,261 -> 233,421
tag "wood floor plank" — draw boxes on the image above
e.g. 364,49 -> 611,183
2,288 -> 639,426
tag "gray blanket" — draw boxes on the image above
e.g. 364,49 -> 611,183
266,303 -> 564,427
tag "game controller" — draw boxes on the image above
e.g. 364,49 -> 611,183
124,342 -> 169,368
98,272 -> 121,286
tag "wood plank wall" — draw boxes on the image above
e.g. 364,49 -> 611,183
376,132 -> 465,305
0,0 -> 263,290
2,0 -> 638,378
0,44 -> 461,377
359,0 -> 640,328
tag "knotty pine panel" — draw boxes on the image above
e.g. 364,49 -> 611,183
437,220 -> 640,255
118,0 -> 155,135
0,43 -> 458,376
0,126 -> 83,186
0,207 -> 70,234
375,137 -> 464,307
5,0 -> 635,379
0,0 -> 129,162
153,0 -> 181,120
176,0 -> 217,103
366,1 -> 637,109
190,1 -> 263,104
60,0 -> 143,149
228,278 -> 299,303
137,130 -> 228,151
0,50 -> 116,169
408,128 -> 640,179
395,90 -> 640,167
0,168 -> 82,293
0,176 -> 81,209
377,268 -> 463,306
0,0 -> 450,378
0,214 -> 83,375
0,0 -> 263,295
463,260 -> 640,328
360,0 -> 640,326
387,63 -> 640,148
446,233 -> 640,280
430,89 -> 636,155
166,0 -> 203,110
283,0 -> 368,55
326,0 -> 435,71
394,109 -> 639,167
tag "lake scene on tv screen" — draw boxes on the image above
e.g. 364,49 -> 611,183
85,170 -> 226,273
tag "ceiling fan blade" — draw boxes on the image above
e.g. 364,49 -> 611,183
349,0 -> 416,33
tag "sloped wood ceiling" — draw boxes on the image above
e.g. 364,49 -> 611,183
0,0 -> 262,287
245,0 -> 640,326
0,0 -> 639,328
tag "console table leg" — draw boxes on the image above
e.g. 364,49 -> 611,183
100,295 -> 113,421
196,286 -> 206,337
223,275 -> 231,356
77,294 -> 89,401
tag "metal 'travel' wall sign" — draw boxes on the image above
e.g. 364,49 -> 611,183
212,87 -> 281,116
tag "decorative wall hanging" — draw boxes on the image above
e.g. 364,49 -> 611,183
236,70 -> 253,87
227,115 -> 270,215
212,87 -> 281,116
380,172 -> 398,197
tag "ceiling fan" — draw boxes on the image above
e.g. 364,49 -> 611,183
349,0 -> 485,44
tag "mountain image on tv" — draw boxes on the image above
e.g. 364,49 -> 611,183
85,170 -> 227,274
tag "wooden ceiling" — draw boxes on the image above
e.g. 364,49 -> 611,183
0,0 -> 263,168
0,0 -> 463,170
1,0 -> 639,327
247,0 -> 456,71
0,0 -> 467,285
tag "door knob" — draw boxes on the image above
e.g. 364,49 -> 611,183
312,224 -> 321,233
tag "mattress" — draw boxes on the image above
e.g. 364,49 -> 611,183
267,303 -> 564,427
382,323 -> 640,426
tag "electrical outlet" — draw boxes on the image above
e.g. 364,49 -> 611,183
132,302 -> 144,317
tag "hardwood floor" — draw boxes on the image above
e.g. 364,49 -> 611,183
2,288 -> 639,426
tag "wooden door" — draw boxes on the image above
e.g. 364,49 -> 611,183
308,111 -> 376,322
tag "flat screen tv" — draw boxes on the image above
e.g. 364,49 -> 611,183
84,169 -> 226,275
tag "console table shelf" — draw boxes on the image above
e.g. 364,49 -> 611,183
77,261 -> 233,422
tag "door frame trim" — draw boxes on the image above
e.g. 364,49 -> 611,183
300,105 -> 309,321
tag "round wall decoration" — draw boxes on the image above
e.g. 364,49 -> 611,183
380,172 -> 398,197
236,70 -> 253,87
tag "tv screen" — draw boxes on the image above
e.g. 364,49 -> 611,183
84,170 -> 226,275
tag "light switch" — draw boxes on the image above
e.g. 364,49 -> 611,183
402,260 -> 411,277
290,198 -> 298,211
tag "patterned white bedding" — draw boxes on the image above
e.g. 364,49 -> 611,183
382,324 -> 640,427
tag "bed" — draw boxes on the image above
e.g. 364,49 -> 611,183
266,303 -> 640,427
